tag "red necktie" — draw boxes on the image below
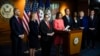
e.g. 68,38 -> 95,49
46,21 -> 50,29
17,17 -> 21,24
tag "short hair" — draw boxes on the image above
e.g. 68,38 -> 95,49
13,8 -> 18,15
64,8 -> 70,13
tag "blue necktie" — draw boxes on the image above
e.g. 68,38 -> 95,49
67,16 -> 70,23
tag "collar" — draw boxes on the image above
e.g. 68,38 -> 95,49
66,15 -> 69,18
15,15 -> 19,19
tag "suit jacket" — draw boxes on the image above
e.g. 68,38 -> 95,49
39,20 -> 53,41
62,16 -> 73,29
29,20 -> 39,36
79,16 -> 88,31
10,16 -> 24,37
53,19 -> 65,31
53,19 -> 65,34
88,16 -> 98,29
88,16 -> 98,35
72,18 -> 80,29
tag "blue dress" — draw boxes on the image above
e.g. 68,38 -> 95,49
79,16 -> 89,49
28,20 -> 40,48
79,16 -> 88,31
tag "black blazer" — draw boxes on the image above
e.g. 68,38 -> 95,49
62,16 -> 73,29
88,16 -> 98,36
39,20 -> 53,41
10,16 -> 24,37
72,18 -> 80,29
29,20 -> 39,36
88,16 -> 98,29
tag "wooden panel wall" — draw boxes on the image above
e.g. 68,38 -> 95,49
0,0 -> 25,45
0,0 -> 88,45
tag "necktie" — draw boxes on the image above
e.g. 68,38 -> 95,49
46,21 -> 50,29
17,17 -> 21,24
67,16 -> 70,25
90,16 -> 94,20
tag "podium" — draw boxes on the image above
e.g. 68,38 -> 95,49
63,30 -> 82,56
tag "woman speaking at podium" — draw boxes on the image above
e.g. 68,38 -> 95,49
53,12 -> 65,56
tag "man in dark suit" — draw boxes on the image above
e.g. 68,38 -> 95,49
10,8 -> 24,56
39,14 -> 54,56
62,8 -> 73,56
62,8 -> 73,30
88,10 -> 98,48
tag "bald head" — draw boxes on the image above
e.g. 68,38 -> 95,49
14,8 -> 20,16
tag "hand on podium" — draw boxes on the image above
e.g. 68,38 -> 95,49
64,25 -> 71,32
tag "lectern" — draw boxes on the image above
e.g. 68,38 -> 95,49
63,30 -> 82,56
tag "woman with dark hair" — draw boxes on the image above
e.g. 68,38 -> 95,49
72,12 -> 80,29
28,12 -> 40,56
53,12 -> 65,56
39,14 -> 54,56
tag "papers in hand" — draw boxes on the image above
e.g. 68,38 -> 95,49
64,25 -> 71,31
65,25 -> 70,30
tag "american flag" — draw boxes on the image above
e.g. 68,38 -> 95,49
22,0 -> 31,35
45,0 -> 50,9
38,0 -> 44,8
32,0 -> 38,12
31,0 -> 40,23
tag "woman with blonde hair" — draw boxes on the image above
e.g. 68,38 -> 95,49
28,12 -> 40,56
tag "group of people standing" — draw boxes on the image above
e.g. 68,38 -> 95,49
10,8 -> 99,56
73,10 -> 98,50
